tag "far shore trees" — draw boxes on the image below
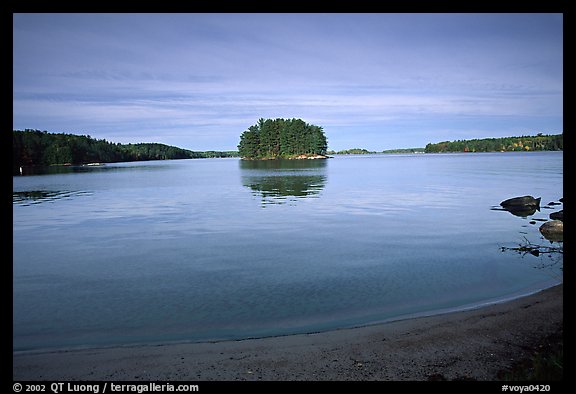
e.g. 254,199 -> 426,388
12,129 -> 238,173
238,118 -> 328,159
424,134 -> 563,153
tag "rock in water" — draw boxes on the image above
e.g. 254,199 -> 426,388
539,220 -> 563,242
550,210 -> 563,221
500,196 -> 541,208
499,195 -> 541,217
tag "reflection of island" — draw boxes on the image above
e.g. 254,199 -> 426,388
240,159 -> 327,205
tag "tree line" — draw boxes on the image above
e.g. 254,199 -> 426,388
13,129 -> 238,173
328,147 -> 425,155
237,118 -> 328,159
424,133 -> 563,153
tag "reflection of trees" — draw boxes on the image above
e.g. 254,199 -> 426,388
245,175 -> 325,200
240,159 -> 327,205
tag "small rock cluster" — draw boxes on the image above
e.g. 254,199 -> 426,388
499,195 -> 563,242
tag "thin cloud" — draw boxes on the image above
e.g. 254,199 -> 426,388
13,13 -> 563,151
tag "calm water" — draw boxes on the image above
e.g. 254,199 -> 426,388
13,152 -> 563,351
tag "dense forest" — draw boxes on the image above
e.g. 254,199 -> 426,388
237,118 -> 328,159
424,133 -> 563,153
13,129 -> 237,173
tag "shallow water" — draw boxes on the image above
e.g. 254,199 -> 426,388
13,152 -> 563,350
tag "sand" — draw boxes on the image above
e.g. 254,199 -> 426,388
13,284 -> 562,381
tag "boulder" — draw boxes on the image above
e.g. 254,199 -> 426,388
500,195 -> 541,208
539,220 -> 563,242
499,196 -> 541,217
549,210 -> 563,221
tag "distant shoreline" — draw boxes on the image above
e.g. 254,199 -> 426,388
13,284 -> 562,381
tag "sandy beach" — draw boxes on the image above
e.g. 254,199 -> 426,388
13,284 -> 562,381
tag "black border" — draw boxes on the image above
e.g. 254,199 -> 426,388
8,3 -> 569,389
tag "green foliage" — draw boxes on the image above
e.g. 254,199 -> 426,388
329,147 -> 425,155
424,134 -> 563,153
13,129 -> 239,173
382,147 -> 425,154
336,148 -> 372,155
237,118 -> 327,159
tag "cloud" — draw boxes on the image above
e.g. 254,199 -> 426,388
13,13 -> 563,151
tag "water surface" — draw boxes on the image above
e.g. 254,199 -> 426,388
13,152 -> 563,351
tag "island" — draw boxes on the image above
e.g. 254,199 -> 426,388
237,118 -> 328,160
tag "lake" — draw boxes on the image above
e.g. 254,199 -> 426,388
13,152 -> 563,351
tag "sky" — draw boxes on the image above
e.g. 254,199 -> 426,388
13,13 -> 563,151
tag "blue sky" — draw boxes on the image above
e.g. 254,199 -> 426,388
13,13 -> 563,151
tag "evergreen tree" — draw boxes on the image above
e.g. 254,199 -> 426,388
238,118 -> 328,159
238,126 -> 261,159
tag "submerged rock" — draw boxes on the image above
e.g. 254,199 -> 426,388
539,220 -> 563,242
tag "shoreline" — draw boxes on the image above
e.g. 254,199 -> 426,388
13,284 -> 562,381
14,281 -> 559,356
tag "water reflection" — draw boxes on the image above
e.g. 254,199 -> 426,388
13,190 -> 92,206
240,159 -> 327,206
16,164 -> 109,176
491,205 -> 540,217
16,162 -> 171,176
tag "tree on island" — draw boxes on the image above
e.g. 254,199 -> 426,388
238,118 -> 327,159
